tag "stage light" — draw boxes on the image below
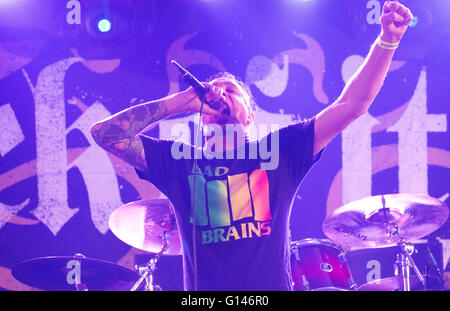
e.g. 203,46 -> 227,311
97,18 -> 111,33
68,2 -> 140,59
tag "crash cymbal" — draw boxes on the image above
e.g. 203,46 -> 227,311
322,194 -> 448,251
358,275 -> 441,291
12,255 -> 139,291
109,199 -> 181,255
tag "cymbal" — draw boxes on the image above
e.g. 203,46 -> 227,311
109,199 -> 181,255
12,255 -> 139,291
322,194 -> 448,251
358,275 -> 441,291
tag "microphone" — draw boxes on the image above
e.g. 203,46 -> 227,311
171,60 -> 223,110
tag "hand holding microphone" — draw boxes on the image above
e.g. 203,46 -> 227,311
171,60 -> 230,115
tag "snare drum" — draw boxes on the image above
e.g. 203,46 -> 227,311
290,239 -> 356,291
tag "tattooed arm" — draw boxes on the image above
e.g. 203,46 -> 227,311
90,85 -> 225,172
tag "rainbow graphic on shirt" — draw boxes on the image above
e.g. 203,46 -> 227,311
188,164 -> 272,244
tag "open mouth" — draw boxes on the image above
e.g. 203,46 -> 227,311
205,100 -> 237,125
220,100 -> 231,116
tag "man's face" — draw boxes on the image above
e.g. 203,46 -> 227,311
202,78 -> 254,129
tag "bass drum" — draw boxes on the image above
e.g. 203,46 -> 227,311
290,238 -> 356,291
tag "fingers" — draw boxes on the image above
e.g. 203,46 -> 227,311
383,1 -> 413,25
381,11 -> 405,25
204,83 -> 228,111
383,1 -> 399,14
203,83 -> 226,103
190,83 -> 226,116
398,6 -> 413,25
382,1 -> 413,26
393,2 -> 413,24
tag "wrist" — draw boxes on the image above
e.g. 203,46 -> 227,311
379,31 -> 401,43
175,88 -> 198,113
376,35 -> 399,50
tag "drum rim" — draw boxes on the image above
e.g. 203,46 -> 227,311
290,238 -> 344,251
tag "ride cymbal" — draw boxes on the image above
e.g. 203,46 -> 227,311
322,194 -> 448,251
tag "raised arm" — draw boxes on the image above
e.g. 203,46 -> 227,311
90,85 -> 225,171
313,1 -> 413,155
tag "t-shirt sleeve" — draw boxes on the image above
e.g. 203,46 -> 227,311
277,116 -> 324,184
134,134 -> 185,196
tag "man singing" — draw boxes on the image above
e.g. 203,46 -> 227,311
90,1 -> 413,290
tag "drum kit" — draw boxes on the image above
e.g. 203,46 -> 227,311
10,194 -> 449,291
300,193 -> 448,291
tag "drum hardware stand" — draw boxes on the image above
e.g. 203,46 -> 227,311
394,239 -> 425,291
337,251 -> 357,290
130,231 -> 172,291
301,275 -> 311,291
425,239 -> 445,290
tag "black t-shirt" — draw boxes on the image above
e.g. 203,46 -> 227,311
135,117 -> 322,290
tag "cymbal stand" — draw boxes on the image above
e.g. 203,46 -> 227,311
130,231 -> 172,291
395,239 -> 426,291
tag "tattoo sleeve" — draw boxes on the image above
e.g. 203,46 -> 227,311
90,99 -> 168,168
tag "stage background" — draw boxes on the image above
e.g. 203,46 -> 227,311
0,0 -> 449,291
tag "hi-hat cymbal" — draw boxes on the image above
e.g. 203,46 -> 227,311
322,194 -> 448,251
109,199 -> 181,255
12,255 -> 139,291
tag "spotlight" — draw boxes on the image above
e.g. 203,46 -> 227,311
82,4 -> 136,40
97,18 -> 112,33
87,12 -> 116,38
71,3 -> 138,59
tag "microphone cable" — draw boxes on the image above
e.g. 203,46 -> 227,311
191,92 -> 207,291
171,60 -> 213,291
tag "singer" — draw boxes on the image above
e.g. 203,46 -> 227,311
90,1 -> 413,291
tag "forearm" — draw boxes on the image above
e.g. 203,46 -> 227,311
313,39 -> 398,155
338,39 -> 395,116
90,89 -> 194,151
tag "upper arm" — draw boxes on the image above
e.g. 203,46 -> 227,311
313,99 -> 365,155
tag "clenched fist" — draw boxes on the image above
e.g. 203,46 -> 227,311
380,1 -> 414,43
